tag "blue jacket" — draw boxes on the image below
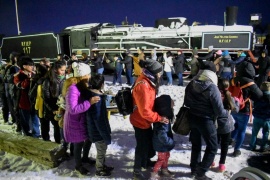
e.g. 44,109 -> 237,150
152,122 -> 175,152
184,80 -> 228,119
86,91 -> 111,145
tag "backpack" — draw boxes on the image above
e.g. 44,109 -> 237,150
115,81 -> 144,116
228,78 -> 254,110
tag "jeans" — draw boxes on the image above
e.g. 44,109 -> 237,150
95,140 -> 107,171
113,69 -> 122,85
97,67 -> 104,74
249,117 -> 270,150
19,109 -> 40,137
177,72 -> 183,86
165,71 -> 173,85
125,69 -> 134,85
133,126 -> 155,171
189,113 -> 218,173
231,113 -> 249,151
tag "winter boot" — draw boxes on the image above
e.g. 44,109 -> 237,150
150,172 -> 160,180
161,168 -> 175,177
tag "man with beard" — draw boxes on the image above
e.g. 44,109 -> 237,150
130,59 -> 169,180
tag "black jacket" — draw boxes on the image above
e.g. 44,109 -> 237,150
121,56 -> 133,70
92,56 -> 104,70
232,61 -> 263,113
173,54 -> 185,73
42,77 -> 65,113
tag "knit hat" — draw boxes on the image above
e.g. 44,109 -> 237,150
260,82 -> 270,92
222,50 -> 229,57
199,60 -> 216,73
239,52 -> 246,57
208,45 -> 214,51
216,50 -> 222,55
72,62 -> 91,77
139,59 -> 163,75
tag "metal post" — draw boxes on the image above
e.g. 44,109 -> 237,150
15,0 -> 21,35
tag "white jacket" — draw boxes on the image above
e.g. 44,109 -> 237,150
163,53 -> 173,72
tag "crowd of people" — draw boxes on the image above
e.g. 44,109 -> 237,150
0,47 -> 269,180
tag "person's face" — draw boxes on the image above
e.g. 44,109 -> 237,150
45,61 -> 51,67
23,64 -> 34,73
262,53 -> 266,57
56,65 -> 66,76
72,55 -> 77,60
156,72 -> 161,78
114,56 -> 118,61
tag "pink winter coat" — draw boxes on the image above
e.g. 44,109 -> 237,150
64,84 -> 91,143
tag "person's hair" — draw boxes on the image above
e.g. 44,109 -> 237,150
166,51 -> 172,57
46,60 -> 66,97
35,64 -> 48,77
90,74 -> 104,90
71,53 -> 76,56
218,78 -> 235,111
62,77 -> 77,97
154,74 -> 161,94
62,75 -> 90,97
19,56 -> 34,69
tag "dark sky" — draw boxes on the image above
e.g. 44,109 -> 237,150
1,0 -> 270,37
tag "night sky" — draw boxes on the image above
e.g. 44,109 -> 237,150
1,0 -> 270,37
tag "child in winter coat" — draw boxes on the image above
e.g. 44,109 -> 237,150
213,78 -> 239,172
250,82 -> 270,152
85,74 -> 114,177
151,94 -> 175,180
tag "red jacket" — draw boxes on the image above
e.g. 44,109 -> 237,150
130,74 -> 161,129
13,70 -> 32,110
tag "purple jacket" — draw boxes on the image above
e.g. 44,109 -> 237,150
64,84 -> 91,143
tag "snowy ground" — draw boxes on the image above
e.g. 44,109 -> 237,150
0,75 -> 269,180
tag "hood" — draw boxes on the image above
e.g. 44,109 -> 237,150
195,69 -> 218,86
154,95 -> 174,120
190,79 -> 214,94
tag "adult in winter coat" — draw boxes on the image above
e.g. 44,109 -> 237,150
107,54 -> 123,86
33,64 -> 49,141
249,82 -> 270,152
43,60 -> 66,143
132,48 -> 145,76
173,50 -> 185,86
184,61 -> 229,180
190,48 -> 200,78
220,50 -> 233,79
121,50 -> 134,85
255,49 -> 270,87
92,52 -> 104,74
230,60 -> 263,157
63,62 -> 99,175
13,56 -> 40,138
130,59 -> 169,180
163,51 -> 173,86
